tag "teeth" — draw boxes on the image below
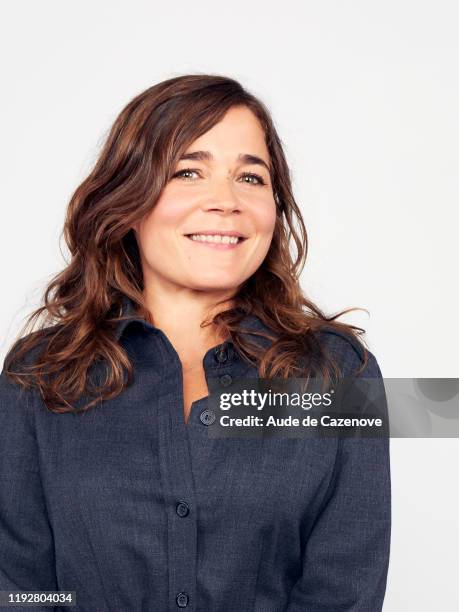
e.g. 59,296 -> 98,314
188,234 -> 241,244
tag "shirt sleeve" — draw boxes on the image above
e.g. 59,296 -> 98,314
0,367 -> 58,609
286,351 -> 391,611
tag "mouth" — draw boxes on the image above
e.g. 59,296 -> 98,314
183,232 -> 248,250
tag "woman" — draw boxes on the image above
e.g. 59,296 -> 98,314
0,75 -> 391,611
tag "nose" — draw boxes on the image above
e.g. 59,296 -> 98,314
203,176 -> 241,213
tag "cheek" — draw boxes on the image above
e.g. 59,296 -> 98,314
244,205 -> 277,271
145,195 -> 185,228
255,203 -> 277,239
137,197 -> 185,247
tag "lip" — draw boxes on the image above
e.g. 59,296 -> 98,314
183,230 -> 248,238
183,231 -> 247,251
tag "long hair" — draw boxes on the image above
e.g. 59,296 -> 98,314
4,73 -> 369,414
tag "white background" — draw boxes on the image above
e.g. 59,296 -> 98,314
1,1 -> 458,609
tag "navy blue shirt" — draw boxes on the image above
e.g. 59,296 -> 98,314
0,297 -> 391,611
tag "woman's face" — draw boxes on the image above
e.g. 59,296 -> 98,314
134,105 -> 277,296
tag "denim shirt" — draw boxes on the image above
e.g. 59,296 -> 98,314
0,296 -> 391,612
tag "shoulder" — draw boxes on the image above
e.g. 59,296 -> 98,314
250,314 -> 383,379
0,366 -> 37,432
313,325 -> 383,379
0,350 -> 45,459
0,326 -> 58,412
2,325 -> 60,370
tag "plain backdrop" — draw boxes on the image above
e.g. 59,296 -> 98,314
1,1 -> 458,610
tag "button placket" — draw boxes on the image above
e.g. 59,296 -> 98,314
154,336 -> 198,611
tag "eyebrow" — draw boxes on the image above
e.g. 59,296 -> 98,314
178,150 -> 272,174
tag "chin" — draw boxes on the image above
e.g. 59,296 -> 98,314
188,275 -> 242,292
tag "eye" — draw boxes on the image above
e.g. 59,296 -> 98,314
171,168 -> 267,186
172,168 -> 201,181
239,172 -> 266,186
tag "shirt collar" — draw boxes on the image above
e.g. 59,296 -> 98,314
114,294 -> 276,347
113,294 -> 150,341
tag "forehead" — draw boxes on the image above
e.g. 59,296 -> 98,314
186,106 -> 268,157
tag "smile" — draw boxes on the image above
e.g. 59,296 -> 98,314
184,233 -> 247,250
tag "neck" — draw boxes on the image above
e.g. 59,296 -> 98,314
142,281 -> 235,366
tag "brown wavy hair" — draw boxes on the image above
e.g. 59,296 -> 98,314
4,73 -> 370,414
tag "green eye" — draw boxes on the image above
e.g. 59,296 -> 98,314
172,168 -> 267,186
240,172 -> 266,186
172,169 -> 200,180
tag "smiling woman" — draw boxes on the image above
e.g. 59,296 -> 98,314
132,105 -> 277,310
0,74 -> 391,611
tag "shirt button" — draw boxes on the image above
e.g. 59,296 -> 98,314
176,501 -> 190,517
176,592 -> 189,607
214,347 -> 228,363
200,409 -> 216,426
220,374 -> 233,387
